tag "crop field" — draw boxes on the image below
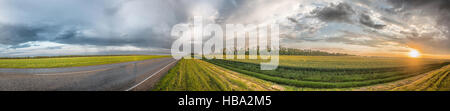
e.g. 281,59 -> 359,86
205,56 -> 450,89
230,56 -> 446,69
392,65 -> 450,91
153,59 -> 284,91
0,55 -> 169,68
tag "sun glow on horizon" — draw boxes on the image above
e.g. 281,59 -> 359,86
408,49 -> 421,58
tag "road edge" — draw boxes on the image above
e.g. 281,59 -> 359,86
126,60 -> 179,91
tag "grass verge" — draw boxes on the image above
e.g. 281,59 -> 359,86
0,55 -> 169,68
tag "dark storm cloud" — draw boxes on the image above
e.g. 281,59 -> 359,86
311,2 -> 387,30
0,24 -> 47,45
52,28 -> 174,48
359,14 -> 385,29
387,0 -> 450,31
0,0 -> 243,51
311,3 -> 355,23
0,22 -> 175,48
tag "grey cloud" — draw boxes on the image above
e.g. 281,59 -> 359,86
52,28 -> 174,48
0,0 -> 205,50
0,0 -> 243,50
359,14 -> 385,29
9,44 -> 32,49
386,0 -> 450,54
103,0 -> 133,16
380,17 -> 408,28
311,2 -> 386,30
312,3 -> 355,23
46,46 -> 62,50
387,0 -> 450,32
1,0 -> 449,56
287,17 -> 299,24
388,0 -> 445,10
325,31 -> 386,48
286,17 -> 314,33
0,24 -> 47,45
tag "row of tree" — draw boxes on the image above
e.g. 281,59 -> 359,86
198,47 -> 352,56
279,47 -> 351,56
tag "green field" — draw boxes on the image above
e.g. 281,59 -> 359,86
205,56 -> 450,89
0,55 -> 169,68
153,59 -> 283,91
231,56 -> 446,69
152,56 -> 450,91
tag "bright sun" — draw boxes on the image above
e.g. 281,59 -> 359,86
408,49 -> 421,58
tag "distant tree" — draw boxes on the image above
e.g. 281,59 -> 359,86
278,47 -> 352,56
219,47 -> 352,56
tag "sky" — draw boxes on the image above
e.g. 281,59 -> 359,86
0,0 -> 449,58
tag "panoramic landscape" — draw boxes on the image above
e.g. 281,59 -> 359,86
0,0 -> 450,91
153,50 -> 450,91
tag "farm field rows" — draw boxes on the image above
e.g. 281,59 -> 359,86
392,65 -> 450,91
204,56 -> 450,89
0,55 -> 169,68
153,59 -> 284,91
231,56 -> 446,69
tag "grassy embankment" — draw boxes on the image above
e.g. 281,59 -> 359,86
0,55 -> 169,68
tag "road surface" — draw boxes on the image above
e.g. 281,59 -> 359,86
0,57 -> 177,91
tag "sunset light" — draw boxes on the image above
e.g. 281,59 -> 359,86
408,49 -> 421,58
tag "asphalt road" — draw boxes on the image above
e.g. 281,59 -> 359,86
0,57 -> 177,91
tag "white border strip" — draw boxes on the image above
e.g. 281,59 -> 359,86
125,60 -> 177,91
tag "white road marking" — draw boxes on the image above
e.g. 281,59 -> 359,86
125,60 -> 177,91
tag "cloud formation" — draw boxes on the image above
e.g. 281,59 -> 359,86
0,0 -> 449,57
312,3 -> 355,23
359,14 -> 385,29
0,0 -> 200,47
384,0 -> 450,54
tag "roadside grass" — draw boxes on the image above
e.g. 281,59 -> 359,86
0,55 -> 169,68
153,59 -> 283,91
